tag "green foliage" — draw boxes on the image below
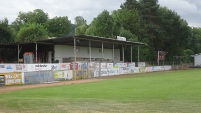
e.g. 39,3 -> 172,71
74,16 -> 86,27
75,24 -> 88,35
183,49 -> 194,63
190,27 -> 201,53
0,18 -> 14,43
112,9 -> 143,40
16,9 -> 48,25
89,10 -> 114,37
46,16 -> 71,37
16,23 -> 48,42
1,70 -> 201,112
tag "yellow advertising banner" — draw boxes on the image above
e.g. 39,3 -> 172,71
1,72 -> 23,85
72,70 -> 93,80
54,71 -> 65,79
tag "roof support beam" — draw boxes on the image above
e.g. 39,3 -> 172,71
113,43 -> 114,62
18,44 -> 19,63
73,37 -> 77,80
138,46 -> 140,63
88,40 -> 92,78
131,45 -> 133,62
35,43 -> 38,63
122,45 -> 124,62
102,42 -> 104,60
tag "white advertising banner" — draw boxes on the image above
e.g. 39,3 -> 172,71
88,62 -> 96,69
146,67 -> 153,72
134,67 -> 140,73
100,69 -> 108,76
127,63 -> 135,68
0,64 -> 16,73
107,63 -> 114,69
60,63 -> 70,70
26,64 -> 60,71
164,66 -> 172,70
108,68 -> 119,76
101,63 -> 107,69
138,62 -> 146,67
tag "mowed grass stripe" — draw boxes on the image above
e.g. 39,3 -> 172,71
1,69 -> 201,113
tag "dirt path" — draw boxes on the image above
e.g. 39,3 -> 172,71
0,78 -> 105,94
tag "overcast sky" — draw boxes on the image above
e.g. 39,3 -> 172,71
0,0 -> 201,27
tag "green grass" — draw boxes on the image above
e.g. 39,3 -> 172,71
1,69 -> 201,113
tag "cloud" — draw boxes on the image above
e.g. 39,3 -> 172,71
0,0 -> 200,27
159,0 -> 201,27
0,0 -> 125,24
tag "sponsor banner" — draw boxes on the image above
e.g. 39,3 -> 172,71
72,69 -> 91,80
113,63 -> 119,68
81,62 -> 88,69
139,67 -> 146,73
161,66 -> 165,71
127,68 -> 131,74
88,62 -> 96,69
54,71 -> 66,80
51,64 -> 60,71
15,64 -> 27,72
123,63 -> 128,67
164,66 -> 172,70
127,63 -> 135,68
0,64 -> 15,73
54,70 -> 72,80
107,63 -> 113,69
101,63 -> 107,69
3,72 -> 23,85
138,62 -> 146,67
127,67 -> 136,74
100,69 -> 108,76
134,67 -> 139,73
24,71 -> 53,84
60,63 -> 70,70
152,66 -> 161,71
145,67 -> 153,72
70,62 -> 81,70
66,70 -> 73,80
95,63 -> 100,69
70,62 -> 78,70
119,67 -> 127,74
114,63 -> 125,68
94,69 -> 99,77
26,64 -> 61,71
108,68 -> 119,76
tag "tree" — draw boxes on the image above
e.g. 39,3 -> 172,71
120,0 -> 139,10
74,16 -> 86,27
112,9 -> 143,41
11,9 -> 49,40
0,18 -> 14,43
46,16 -> 71,37
15,9 -> 48,25
0,18 -> 15,63
15,23 -> 48,42
88,10 -> 114,37
190,27 -> 201,53
75,24 -> 88,35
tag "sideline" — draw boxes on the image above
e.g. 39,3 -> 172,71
0,78 -> 104,94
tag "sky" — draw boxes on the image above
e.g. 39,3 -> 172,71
0,0 -> 201,27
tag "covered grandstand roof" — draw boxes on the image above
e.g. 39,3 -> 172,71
0,35 -> 145,49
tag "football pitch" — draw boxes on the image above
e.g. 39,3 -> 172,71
0,69 -> 201,113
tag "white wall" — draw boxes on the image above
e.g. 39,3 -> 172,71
54,45 -> 120,62
194,54 -> 201,66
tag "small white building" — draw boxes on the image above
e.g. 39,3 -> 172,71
194,53 -> 201,66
